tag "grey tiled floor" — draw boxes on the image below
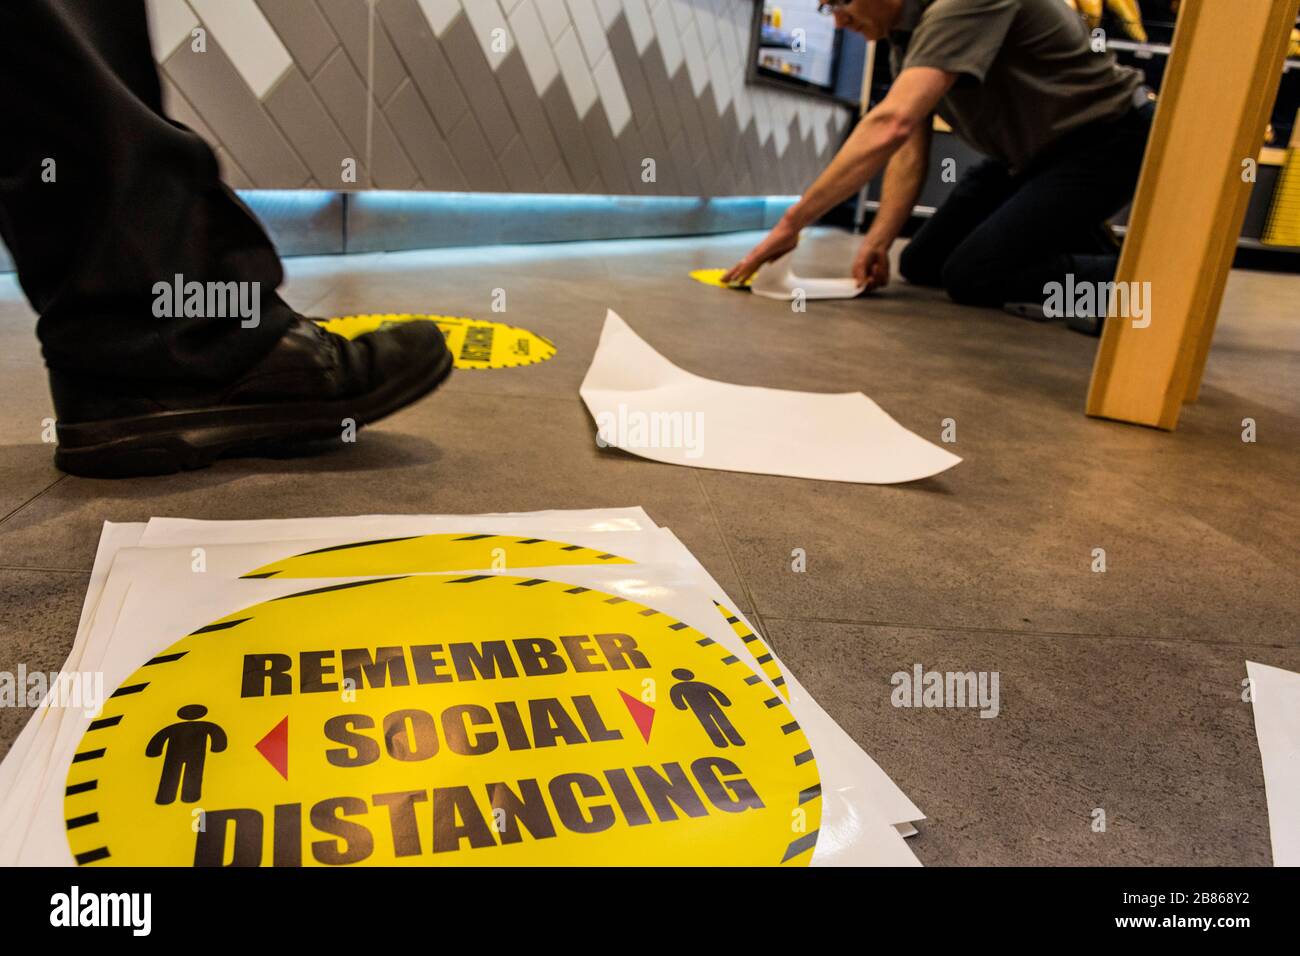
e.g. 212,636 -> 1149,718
1,228 -> 1296,865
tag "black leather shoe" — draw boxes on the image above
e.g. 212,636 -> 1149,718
49,318 -> 453,478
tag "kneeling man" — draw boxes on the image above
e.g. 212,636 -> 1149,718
725,0 -> 1155,334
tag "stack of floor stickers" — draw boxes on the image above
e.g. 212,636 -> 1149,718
0,509 -> 924,867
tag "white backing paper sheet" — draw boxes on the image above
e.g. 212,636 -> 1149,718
1247,661 -> 1300,866
140,529 -> 696,580
140,508 -> 657,545
0,577 -> 136,865
580,311 -> 962,484
751,250 -> 866,301
2,553 -> 919,866
0,523 -> 144,811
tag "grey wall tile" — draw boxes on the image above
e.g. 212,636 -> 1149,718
615,122 -> 653,195
377,0 -> 469,136
638,41 -> 689,171
144,0 -> 853,198
384,79 -> 469,191
791,120 -> 816,190
160,76 -> 217,143
312,48 -> 420,188
163,39 -> 309,187
446,112 -> 508,192
264,66 -> 361,189
670,70 -> 710,167
714,103 -> 742,197
316,0 -> 406,103
698,96 -> 731,173
256,0 -> 339,78
582,103 -> 631,194
214,146 -> 255,190
541,160 -> 576,193
606,15 -> 655,127
664,131 -> 701,194
690,157 -> 714,197
495,50 -> 563,178
541,81 -> 599,193
438,13 -> 520,156
740,124 -> 765,194
633,112 -> 676,193
496,135 -> 542,193
772,130 -> 795,195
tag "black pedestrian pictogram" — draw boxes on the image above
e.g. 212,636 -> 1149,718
145,704 -> 226,805
669,668 -> 745,747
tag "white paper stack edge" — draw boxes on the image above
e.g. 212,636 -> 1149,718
0,509 -> 925,867
1246,661 -> 1300,867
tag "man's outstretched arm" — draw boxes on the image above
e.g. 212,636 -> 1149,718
723,66 -> 955,284
854,118 -> 931,290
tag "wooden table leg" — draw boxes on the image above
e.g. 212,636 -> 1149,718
1086,0 -> 1299,429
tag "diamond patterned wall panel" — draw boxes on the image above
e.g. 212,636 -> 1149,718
145,0 -> 853,194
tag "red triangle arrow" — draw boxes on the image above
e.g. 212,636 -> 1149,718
619,690 -> 655,743
255,715 -> 289,779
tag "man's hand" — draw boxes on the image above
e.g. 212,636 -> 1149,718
722,222 -> 799,285
853,237 -> 892,292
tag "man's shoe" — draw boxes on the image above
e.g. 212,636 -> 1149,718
49,318 -> 453,478
1004,301 -> 1104,335
1003,301 -> 1051,322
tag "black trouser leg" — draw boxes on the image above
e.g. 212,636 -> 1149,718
0,0 -> 294,384
898,158 -> 1018,289
937,103 -> 1155,307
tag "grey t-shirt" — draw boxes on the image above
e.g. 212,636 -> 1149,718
888,0 -> 1144,171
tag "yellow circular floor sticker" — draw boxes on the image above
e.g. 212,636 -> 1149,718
689,269 -> 752,291
65,575 -> 820,866
240,533 -> 634,579
319,314 -> 556,370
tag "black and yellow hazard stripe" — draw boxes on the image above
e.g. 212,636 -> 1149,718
714,602 -> 789,701
239,533 -> 634,579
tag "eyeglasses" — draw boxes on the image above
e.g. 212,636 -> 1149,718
817,1 -> 851,13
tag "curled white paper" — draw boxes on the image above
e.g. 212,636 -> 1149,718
751,250 -> 866,301
1247,660 -> 1300,866
580,310 -> 961,484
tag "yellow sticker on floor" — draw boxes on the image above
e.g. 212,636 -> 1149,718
240,533 -> 634,580
689,269 -> 752,291
319,314 -> 556,370
65,575 -> 821,866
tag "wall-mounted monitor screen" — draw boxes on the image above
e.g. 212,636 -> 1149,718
750,1 -> 843,94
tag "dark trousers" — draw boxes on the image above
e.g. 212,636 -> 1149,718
0,0 -> 294,383
899,101 -> 1155,307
